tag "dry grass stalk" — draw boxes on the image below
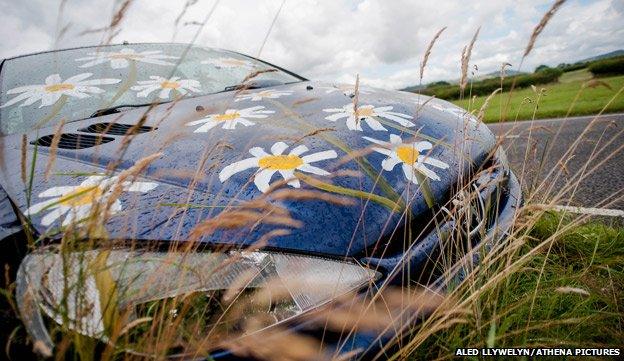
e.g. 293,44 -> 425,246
44,119 -> 65,180
20,134 -> 27,184
420,27 -> 447,83
353,73 -> 360,113
477,88 -> 502,122
555,286 -> 590,297
523,0 -> 567,58
222,326 -> 324,361
584,79 -> 613,90
459,27 -> 481,94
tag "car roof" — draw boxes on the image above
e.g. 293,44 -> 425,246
1,42 -> 229,62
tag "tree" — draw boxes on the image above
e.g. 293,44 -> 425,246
535,64 -> 550,72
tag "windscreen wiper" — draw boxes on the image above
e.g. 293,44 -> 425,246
222,79 -> 287,93
89,101 -> 171,118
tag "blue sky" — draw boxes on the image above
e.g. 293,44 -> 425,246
1,0 -> 622,89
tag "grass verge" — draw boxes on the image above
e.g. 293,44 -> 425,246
409,212 -> 624,360
452,74 -> 624,123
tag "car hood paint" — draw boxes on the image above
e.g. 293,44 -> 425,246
0,81 -> 497,257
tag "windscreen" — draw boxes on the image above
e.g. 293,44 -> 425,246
0,44 -> 302,135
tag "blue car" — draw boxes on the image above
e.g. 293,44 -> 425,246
0,43 -> 521,359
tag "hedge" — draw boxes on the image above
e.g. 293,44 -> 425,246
418,67 -> 563,100
588,57 -> 624,76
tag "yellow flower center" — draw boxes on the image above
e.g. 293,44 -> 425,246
44,83 -> 75,93
160,81 -> 180,89
355,107 -> 374,117
58,186 -> 103,207
213,112 -> 240,122
258,154 -> 303,170
396,145 -> 419,165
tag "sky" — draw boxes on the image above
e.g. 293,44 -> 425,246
1,0 -> 623,89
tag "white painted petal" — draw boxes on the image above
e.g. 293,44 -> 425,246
65,73 -> 94,84
25,198 -> 60,216
297,164 -> 330,176
415,141 -> 432,152
110,58 -> 129,69
325,113 -> 347,122
78,58 -> 107,68
345,116 -> 363,131
221,120 -> 239,130
41,207 -> 68,226
126,181 -> 159,192
414,164 -> 440,181
371,146 -> 392,156
389,134 -> 403,144
237,118 -> 255,127
362,136 -> 388,147
249,147 -> 269,158
45,74 -> 62,85
418,156 -> 449,169
301,150 -> 337,164
402,164 -> 419,185
363,117 -> 387,131
381,157 -> 401,171
219,157 -> 259,182
194,121 -> 219,133
39,93 -> 63,107
0,91 -> 38,108
39,186 -> 78,197
254,169 -> 276,193
279,170 -> 300,188
381,113 -> 415,127
271,142 -> 289,155
158,88 -> 172,99
289,144 -> 308,156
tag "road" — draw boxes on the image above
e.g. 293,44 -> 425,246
488,113 -> 624,211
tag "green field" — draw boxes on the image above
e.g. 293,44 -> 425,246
411,214 -> 624,359
452,73 -> 624,123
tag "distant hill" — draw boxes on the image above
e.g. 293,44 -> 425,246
577,50 -> 624,63
473,69 -> 526,81
400,49 -> 624,91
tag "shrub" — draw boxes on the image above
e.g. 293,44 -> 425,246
588,57 -> 624,76
419,67 -> 563,100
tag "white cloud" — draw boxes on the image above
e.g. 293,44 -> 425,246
0,0 -> 622,89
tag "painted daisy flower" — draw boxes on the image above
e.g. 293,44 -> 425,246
219,142 -> 338,193
0,73 -> 121,108
186,106 -> 274,133
323,103 -> 415,131
131,76 -> 201,99
363,134 -> 449,184
25,175 -> 158,227
235,89 -> 293,102
75,48 -> 179,69
201,57 -> 257,69
317,84 -> 373,97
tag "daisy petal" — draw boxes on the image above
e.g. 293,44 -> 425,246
271,142 -> 289,155
254,169 -> 276,193
402,164 -> 418,185
219,157 -> 258,182
289,144 -> 309,156
297,164 -> 330,176
382,157 -> 401,171
418,156 -> 449,169
42,207 -> 68,226
301,150 -> 337,164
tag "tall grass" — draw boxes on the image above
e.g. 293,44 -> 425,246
2,0 -> 623,360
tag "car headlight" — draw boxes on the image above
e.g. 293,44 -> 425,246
16,247 -> 380,356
